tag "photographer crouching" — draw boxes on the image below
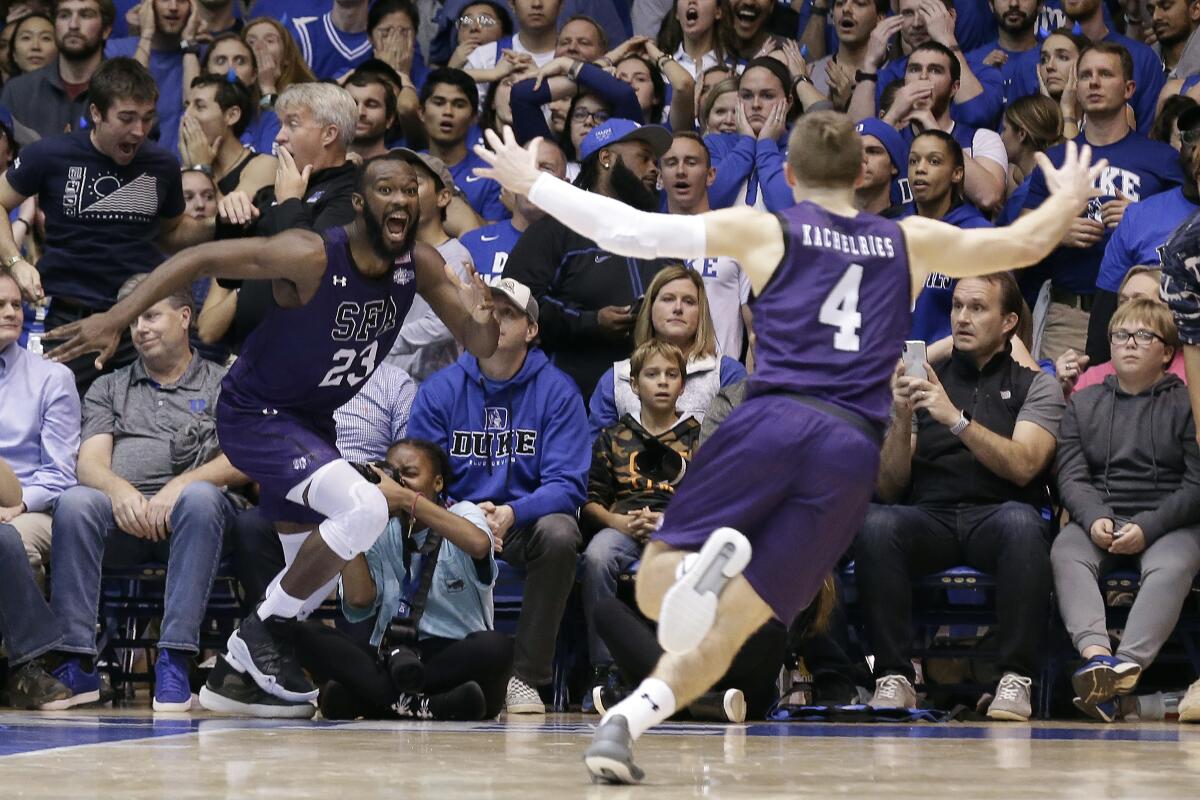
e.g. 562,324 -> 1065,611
291,438 -> 513,720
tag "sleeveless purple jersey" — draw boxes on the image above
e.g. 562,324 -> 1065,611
221,227 -> 418,416
747,202 -> 912,430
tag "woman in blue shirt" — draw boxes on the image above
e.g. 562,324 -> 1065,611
908,130 -> 995,343
291,439 -> 513,721
998,94 -> 1064,226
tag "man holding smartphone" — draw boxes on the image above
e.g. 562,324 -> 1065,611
855,272 -> 1065,721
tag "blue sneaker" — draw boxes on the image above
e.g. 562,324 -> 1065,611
1072,655 -> 1141,704
40,657 -> 101,710
153,649 -> 193,712
1073,695 -> 1119,723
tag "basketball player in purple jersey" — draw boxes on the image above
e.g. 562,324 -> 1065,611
474,116 -> 1104,784
44,153 -> 499,714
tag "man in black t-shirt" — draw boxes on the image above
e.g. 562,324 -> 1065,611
0,58 -> 208,390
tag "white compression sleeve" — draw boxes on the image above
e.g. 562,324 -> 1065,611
526,173 -> 707,260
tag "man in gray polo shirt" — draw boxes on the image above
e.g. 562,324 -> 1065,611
46,274 -> 245,713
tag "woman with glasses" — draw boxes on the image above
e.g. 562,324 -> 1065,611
1052,297 -> 1200,722
510,56 -> 644,178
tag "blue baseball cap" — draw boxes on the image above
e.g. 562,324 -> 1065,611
578,118 -> 673,163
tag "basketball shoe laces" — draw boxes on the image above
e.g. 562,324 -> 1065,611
875,675 -> 908,701
996,674 -> 1031,702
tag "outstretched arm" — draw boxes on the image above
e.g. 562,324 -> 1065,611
45,230 -> 327,368
900,141 -> 1105,300
412,241 -> 499,359
472,127 -> 787,292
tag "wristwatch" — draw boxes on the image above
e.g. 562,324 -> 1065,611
180,39 -> 202,56
2,254 -> 24,269
855,70 -> 878,83
792,74 -> 813,92
949,410 -> 972,437
567,60 -> 584,82
259,92 -> 278,109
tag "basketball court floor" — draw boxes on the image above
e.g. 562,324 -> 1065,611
2,708 -> 1199,798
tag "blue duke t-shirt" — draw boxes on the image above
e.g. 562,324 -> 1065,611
6,129 -> 185,308
460,219 -> 521,285
1096,187 -> 1199,292
1023,131 -> 1183,293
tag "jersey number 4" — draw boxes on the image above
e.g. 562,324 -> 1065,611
818,264 -> 863,352
318,341 -> 379,388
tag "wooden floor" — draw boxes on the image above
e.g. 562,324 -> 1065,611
2,707 -> 1200,798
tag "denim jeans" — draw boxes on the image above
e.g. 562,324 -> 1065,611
0,524 -> 62,665
854,501 -> 1052,681
581,527 -> 644,667
50,482 -> 233,656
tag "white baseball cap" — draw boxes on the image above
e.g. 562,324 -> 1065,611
492,277 -> 538,322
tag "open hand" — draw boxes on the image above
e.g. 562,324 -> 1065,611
1034,140 -> 1107,216
44,311 -> 122,370
275,144 -> 313,202
472,127 -> 543,197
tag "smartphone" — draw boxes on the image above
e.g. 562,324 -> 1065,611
628,295 -> 645,319
902,340 -> 927,381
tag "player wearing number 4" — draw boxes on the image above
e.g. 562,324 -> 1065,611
473,116 -> 1105,784
44,153 -> 499,717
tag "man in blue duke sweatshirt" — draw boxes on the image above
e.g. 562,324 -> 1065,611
407,277 -> 590,715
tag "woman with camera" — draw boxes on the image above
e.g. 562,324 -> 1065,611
291,438 -> 513,720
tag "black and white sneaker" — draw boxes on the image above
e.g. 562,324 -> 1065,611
198,656 -> 316,718
225,613 -> 318,703
584,715 -> 645,785
392,681 -> 487,721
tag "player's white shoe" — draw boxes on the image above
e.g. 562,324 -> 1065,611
656,527 -> 752,655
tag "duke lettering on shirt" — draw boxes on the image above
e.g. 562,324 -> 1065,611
450,429 -> 539,459
1096,167 -> 1141,201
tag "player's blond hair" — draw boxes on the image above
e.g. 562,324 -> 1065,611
785,111 -> 863,189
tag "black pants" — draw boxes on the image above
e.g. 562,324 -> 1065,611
593,596 -> 787,719
44,300 -> 136,396
1084,288 -> 1119,366
292,622 -> 514,719
229,507 -> 284,611
854,501 -> 1052,681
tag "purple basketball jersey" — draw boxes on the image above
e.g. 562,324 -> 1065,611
747,202 -> 911,430
221,227 -> 418,416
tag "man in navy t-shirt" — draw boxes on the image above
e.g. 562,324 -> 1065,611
1022,42 -> 1183,363
968,0 -> 1042,106
1064,0 -> 1165,135
461,141 -> 568,285
0,59 -> 200,389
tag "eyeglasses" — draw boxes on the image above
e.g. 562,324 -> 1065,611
571,107 -> 610,123
1109,328 -> 1166,347
457,14 -> 498,28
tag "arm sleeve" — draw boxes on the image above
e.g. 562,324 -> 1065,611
756,139 -> 795,212
4,138 -> 45,197
718,357 -> 748,387
951,66 -> 1004,130
586,429 -> 617,509
20,368 -> 81,512
405,382 -> 451,452
1131,403 -> 1200,544
1054,398 -> 1114,530
80,375 -> 116,442
509,78 -> 555,144
1015,371 -> 1066,437
508,387 -> 590,527
587,368 -> 618,442
503,219 -> 604,344
706,135 -> 756,209
576,63 -> 645,123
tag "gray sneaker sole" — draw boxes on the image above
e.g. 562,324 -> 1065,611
37,689 -> 100,711
657,528 -> 751,655
1072,663 -> 1141,705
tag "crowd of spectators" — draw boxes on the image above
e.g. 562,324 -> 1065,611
2,0 -> 1200,725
